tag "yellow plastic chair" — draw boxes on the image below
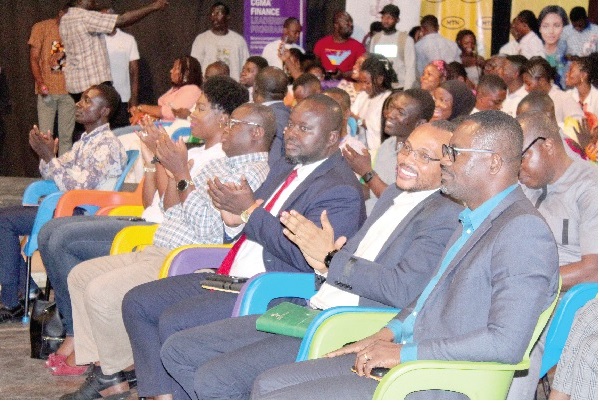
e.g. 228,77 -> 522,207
304,278 -> 562,400
109,225 -> 158,255
106,205 -> 145,217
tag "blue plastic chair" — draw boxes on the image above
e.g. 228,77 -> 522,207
539,282 -> 598,377
171,126 -> 191,141
232,272 -> 317,317
21,150 -> 139,323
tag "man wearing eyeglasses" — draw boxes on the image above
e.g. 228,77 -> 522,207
506,112 -> 597,399
250,110 -> 558,400
120,94 -> 366,399
157,121 -> 461,399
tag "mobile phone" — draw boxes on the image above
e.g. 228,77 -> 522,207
205,274 -> 248,284
350,365 -> 389,381
116,217 -> 146,222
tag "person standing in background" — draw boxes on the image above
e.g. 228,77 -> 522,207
28,3 -> 75,156
261,17 -> 304,69
103,7 -> 140,129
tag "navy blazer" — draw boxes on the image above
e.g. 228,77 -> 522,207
327,187 -> 462,309
244,150 -> 366,273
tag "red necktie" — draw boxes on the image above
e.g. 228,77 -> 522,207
217,169 -> 298,275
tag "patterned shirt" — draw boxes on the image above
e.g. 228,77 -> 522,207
153,152 -> 269,250
562,23 -> 598,57
59,7 -> 117,93
27,18 -> 67,94
39,123 -> 127,191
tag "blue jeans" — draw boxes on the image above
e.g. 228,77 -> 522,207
0,205 -> 38,307
38,216 -> 151,335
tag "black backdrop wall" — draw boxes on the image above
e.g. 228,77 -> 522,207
0,0 -> 344,177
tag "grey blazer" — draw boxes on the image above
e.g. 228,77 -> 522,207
398,186 -> 559,374
327,186 -> 462,309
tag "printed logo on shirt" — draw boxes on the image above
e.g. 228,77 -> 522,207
325,49 -> 351,66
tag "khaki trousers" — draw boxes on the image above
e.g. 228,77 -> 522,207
67,245 -> 170,375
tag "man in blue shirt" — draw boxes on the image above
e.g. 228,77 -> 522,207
251,110 -> 560,400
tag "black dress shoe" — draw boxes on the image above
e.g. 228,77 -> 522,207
123,369 -> 137,389
60,364 -> 130,400
0,304 -> 25,323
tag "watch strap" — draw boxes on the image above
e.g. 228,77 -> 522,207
361,170 -> 376,184
324,249 -> 339,268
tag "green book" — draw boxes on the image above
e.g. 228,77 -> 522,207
255,302 -> 321,338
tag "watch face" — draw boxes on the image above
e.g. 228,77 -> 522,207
177,179 -> 189,192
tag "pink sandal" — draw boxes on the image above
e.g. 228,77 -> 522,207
51,360 -> 89,376
45,353 -> 67,369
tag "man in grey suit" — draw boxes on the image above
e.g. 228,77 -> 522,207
252,66 -> 291,166
159,121 -> 462,399
251,110 -> 560,400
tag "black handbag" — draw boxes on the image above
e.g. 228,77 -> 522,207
29,299 -> 65,359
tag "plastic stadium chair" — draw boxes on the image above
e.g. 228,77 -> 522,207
539,282 -> 598,377
301,279 -> 561,400
105,205 -> 145,217
22,150 -> 139,323
109,224 -> 159,255
171,126 -> 191,141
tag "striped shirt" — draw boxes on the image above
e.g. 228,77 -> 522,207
153,152 -> 269,249
39,123 -> 127,191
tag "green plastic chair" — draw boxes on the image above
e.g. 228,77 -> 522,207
305,278 -> 562,400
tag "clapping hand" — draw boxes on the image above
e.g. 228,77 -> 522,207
29,125 -> 57,162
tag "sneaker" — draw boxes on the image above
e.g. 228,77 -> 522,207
51,360 -> 89,376
0,304 -> 25,323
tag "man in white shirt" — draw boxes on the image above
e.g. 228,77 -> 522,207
415,15 -> 461,77
103,13 -> 139,128
261,17 -> 304,69
158,121 -> 462,399
368,4 -> 416,89
501,10 -> 545,59
471,74 -> 507,114
190,2 -> 250,81
500,55 -> 529,117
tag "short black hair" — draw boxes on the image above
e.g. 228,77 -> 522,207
323,87 -> 351,112
254,67 -> 288,100
283,17 -> 300,28
403,88 -> 436,121
202,76 -> 249,115
456,29 -> 476,47
477,74 -> 507,94
516,10 -> 539,34
246,56 -> 269,71
211,1 -> 230,16
292,73 -> 321,91
370,21 -> 384,33
91,83 -> 121,120
420,15 -> 439,30
447,61 -> 467,81
505,55 -> 528,76
569,6 -> 587,22
408,26 -> 421,40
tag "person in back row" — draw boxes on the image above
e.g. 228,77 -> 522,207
0,84 -> 127,324
121,94 -> 366,399
159,121 -> 462,399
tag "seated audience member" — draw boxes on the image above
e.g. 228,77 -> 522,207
304,61 -> 326,82
60,100 -> 272,399
409,25 -> 423,43
261,17 -> 304,69
204,60 -> 230,78
483,53 -> 505,76
446,61 -> 475,91
522,56 -> 583,124
501,10 -> 545,59
517,90 -> 587,160
562,6 -> 598,58
252,66 -> 291,166
129,56 -> 202,124
420,60 -> 447,96
506,111 -> 597,399
279,47 -> 307,83
550,298 -> 598,400
251,110 -> 559,400
431,80 -> 476,121
456,29 -> 485,85
499,54 -> 529,117
38,76 -> 236,375
120,94 -> 366,399
337,53 -> 368,104
352,54 -> 396,154
289,72 -> 322,106
159,122 -> 462,399
0,84 -> 127,323
472,74 -> 508,113
415,15 -> 461,77
343,89 -> 435,213
240,56 -> 268,101
323,87 -> 359,148
313,11 -> 366,79
565,54 -> 598,119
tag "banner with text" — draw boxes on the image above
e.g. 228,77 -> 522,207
244,0 -> 306,56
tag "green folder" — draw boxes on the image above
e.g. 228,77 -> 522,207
255,302 -> 321,338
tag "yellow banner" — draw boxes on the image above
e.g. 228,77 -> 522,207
421,0 -> 493,58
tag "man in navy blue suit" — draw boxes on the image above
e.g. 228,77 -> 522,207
120,94 -> 366,399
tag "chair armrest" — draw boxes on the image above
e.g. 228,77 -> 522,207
22,180 -> 59,206
110,224 -> 159,255
157,244 -> 232,279
22,191 -> 64,257
374,360 -> 521,400
55,188 -> 143,217
106,205 -> 145,217
233,272 -> 317,317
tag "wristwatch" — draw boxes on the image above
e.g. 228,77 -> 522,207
240,207 -> 253,223
361,170 -> 376,184
176,179 -> 194,192
324,249 -> 339,268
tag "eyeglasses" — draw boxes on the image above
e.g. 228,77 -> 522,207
521,137 -> 546,157
220,118 -> 261,130
396,141 -> 440,164
442,144 -> 496,162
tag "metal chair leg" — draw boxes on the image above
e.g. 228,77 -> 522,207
22,257 -> 32,324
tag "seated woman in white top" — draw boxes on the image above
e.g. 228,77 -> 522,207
351,54 -> 396,154
565,54 -> 598,118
